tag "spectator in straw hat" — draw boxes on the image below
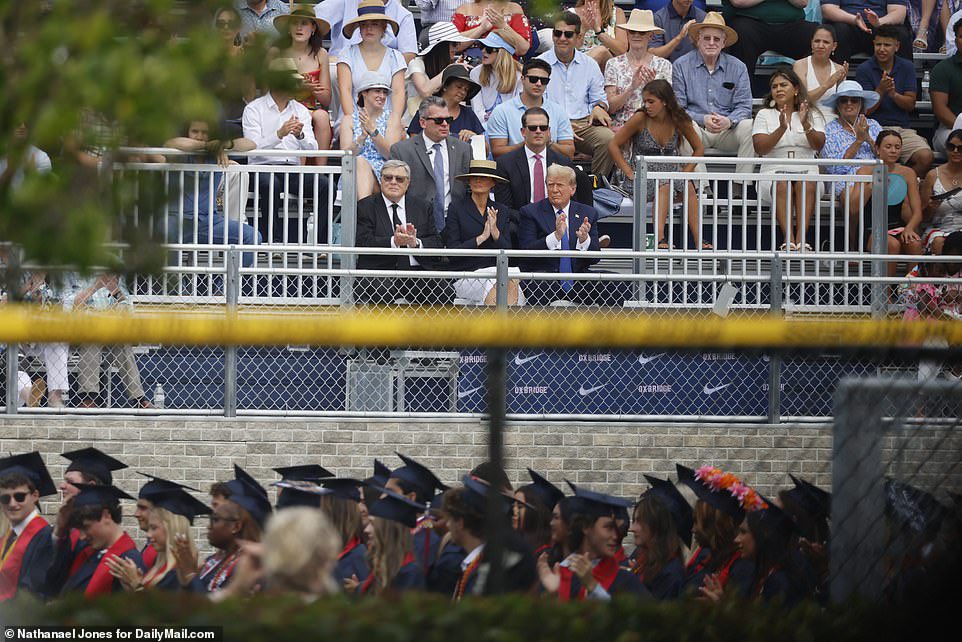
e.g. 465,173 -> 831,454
408,65 -> 484,141
604,10 -> 672,130
443,160 -> 524,306
649,0 -> 707,63
335,0 -> 409,120
672,12 -> 755,174
722,0 -> 819,78
406,22 -> 474,122
317,0 -> 418,61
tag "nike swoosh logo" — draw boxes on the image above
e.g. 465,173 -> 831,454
638,352 -> 666,365
513,353 -> 544,366
578,384 -> 605,396
457,386 -> 483,399
703,383 -> 730,395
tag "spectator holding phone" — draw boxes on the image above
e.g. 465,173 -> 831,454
820,0 -> 913,62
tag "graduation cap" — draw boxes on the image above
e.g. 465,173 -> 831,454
224,479 -> 272,527
368,486 -> 428,528
233,465 -> 268,499
885,479 -> 947,537
676,464 -> 745,523
137,473 -> 199,501
273,464 -> 334,482
461,474 -> 511,515
271,480 -> 331,510
0,451 -> 57,497
372,459 -> 391,486
788,474 -> 831,520
148,489 -> 212,524
642,474 -> 694,548
391,453 -> 448,501
750,498 -> 796,541
62,447 -> 127,486
71,483 -> 135,509
565,480 -> 632,520
317,477 -> 364,502
527,468 -> 565,511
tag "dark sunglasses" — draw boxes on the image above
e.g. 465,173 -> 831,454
381,174 -> 409,183
836,96 -> 862,105
947,142 -> 962,153
553,29 -> 577,39
525,75 -> 550,85
0,492 -> 30,505
524,124 -> 549,132
423,116 -> 455,125
482,45 -> 499,54
216,19 -> 239,29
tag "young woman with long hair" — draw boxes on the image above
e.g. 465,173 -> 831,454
336,0 -> 407,120
629,475 -> 690,600
609,79 -> 706,249
470,34 -> 520,125
358,491 -> 425,594
513,485 -> 551,555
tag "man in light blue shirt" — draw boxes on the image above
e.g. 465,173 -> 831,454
487,59 -> 576,160
671,12 -> 754,174
537,13 -> 615,177
236,0 -> 289,39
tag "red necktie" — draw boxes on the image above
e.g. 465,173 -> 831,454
533,154 -> 545,202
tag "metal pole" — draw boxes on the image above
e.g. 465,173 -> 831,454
224,249 -> 239,418
483,347 -> 507,594
870,164 -> 888,318
495,251 -> 509,310
340,153 -> 357,308
768,252 -> 783,424
632,156 -> 647,302
4,247 -> 20,414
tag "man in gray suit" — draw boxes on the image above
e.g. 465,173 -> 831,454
389,97 -> 471,234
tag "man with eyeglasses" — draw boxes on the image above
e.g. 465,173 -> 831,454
0,452 -> 56,600
487,59 -> 576,160
355,159 -> 450,304
390,97 -> 472,234
537,13 -> 616,178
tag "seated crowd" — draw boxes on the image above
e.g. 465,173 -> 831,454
3,446 -> 954,605
12,0 -> 962,305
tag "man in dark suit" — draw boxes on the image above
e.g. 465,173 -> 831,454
518,163 -> 625,306
389,96 -> 472,235
355,159 -> 450,305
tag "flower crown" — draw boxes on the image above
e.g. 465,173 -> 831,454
694,465 -> 768,513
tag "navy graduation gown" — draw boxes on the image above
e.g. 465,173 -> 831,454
0,517 -> 54,600
334,539 -> 369,584
413,528 -> 440,575
427,541 -> 465,595
642,556 -> 685,600
392,560 -> 426,591
60,534 -> 145,596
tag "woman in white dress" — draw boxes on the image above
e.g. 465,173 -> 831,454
752,68 -> 827,252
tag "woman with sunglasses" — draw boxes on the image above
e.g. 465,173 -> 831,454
212,6 -> 252,137
406,22 -> 473,122
470,33 -> 521,125
920,129 -> 962,255
452,0 -> 532,57
604,10 -> 671,133
569,0 -> 628,69
848,130 -> 924,276
336,0 -> 407,121
271,8 -> 333,161
340,73 -> 404,199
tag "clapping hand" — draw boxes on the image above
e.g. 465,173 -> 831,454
778,105 -> 790,130
486,206 -> 500,241
276,115 -> 300,139
630,64 -> 656,90
854,114 -> 871,141
679,19 -> 696,39
554,209 -> 567,240
172,533 -> 199,587
863,8 -> 880,27
484,7 -> 506,31
105,554 -> 143,591
699,573 -> 724,602
798,100 -> 811,128
344,574 -> 360,593
855,12 -> 872,34
878,71 -> 895,96
568,554 -> 595,588
582,3 -> 601,33
832,61 -> 849,85
359,108 -> 375,136
576,216 -> 591,243
537,554 -> 560,594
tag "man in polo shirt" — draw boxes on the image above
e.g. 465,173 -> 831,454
721,0 -> 819,77
821,0 -> 912,62
236,0 -> 290,39
930,20 -> 962,153
856,25 -> 933,178
649,0 -> 707,62
487,59 -> 576,160
537,13 -> 615,177
672,12 -> 754,174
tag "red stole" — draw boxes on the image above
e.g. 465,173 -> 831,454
141,543 -> 158,569
0,515 -> 49,600
558,555 -> 620,602
69,532 -> 138,598
716,551 -> 741,589
338,536 -> 362,560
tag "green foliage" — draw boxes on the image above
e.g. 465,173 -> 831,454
0,0 -> 270,273
0,591 -> 937,641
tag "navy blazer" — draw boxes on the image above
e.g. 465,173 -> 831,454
442,197 -> 515,271
355,194 -> 443,271
518,199 -> 600,273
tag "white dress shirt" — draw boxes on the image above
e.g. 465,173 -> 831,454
544,201 -> 590,251
424,134 -> 452,211
383,194 -> 422,265
242,93 -> 318,166
524,145 -> 548,204
11,509 -> 40,535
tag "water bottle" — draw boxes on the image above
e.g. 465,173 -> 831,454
153,383 -> 165,409
306,214 -> 315,245
922,71 -> 931,102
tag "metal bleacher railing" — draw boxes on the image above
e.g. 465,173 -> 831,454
2,150 -> 960,420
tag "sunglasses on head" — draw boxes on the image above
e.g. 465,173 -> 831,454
0,492 -> 29,505
424,116 -> 455,125
381,174 -> 408,183
524,124 -> 549,132
947,142 -> 962,153
553,29 -> 577,39
525,75 -> 550,85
